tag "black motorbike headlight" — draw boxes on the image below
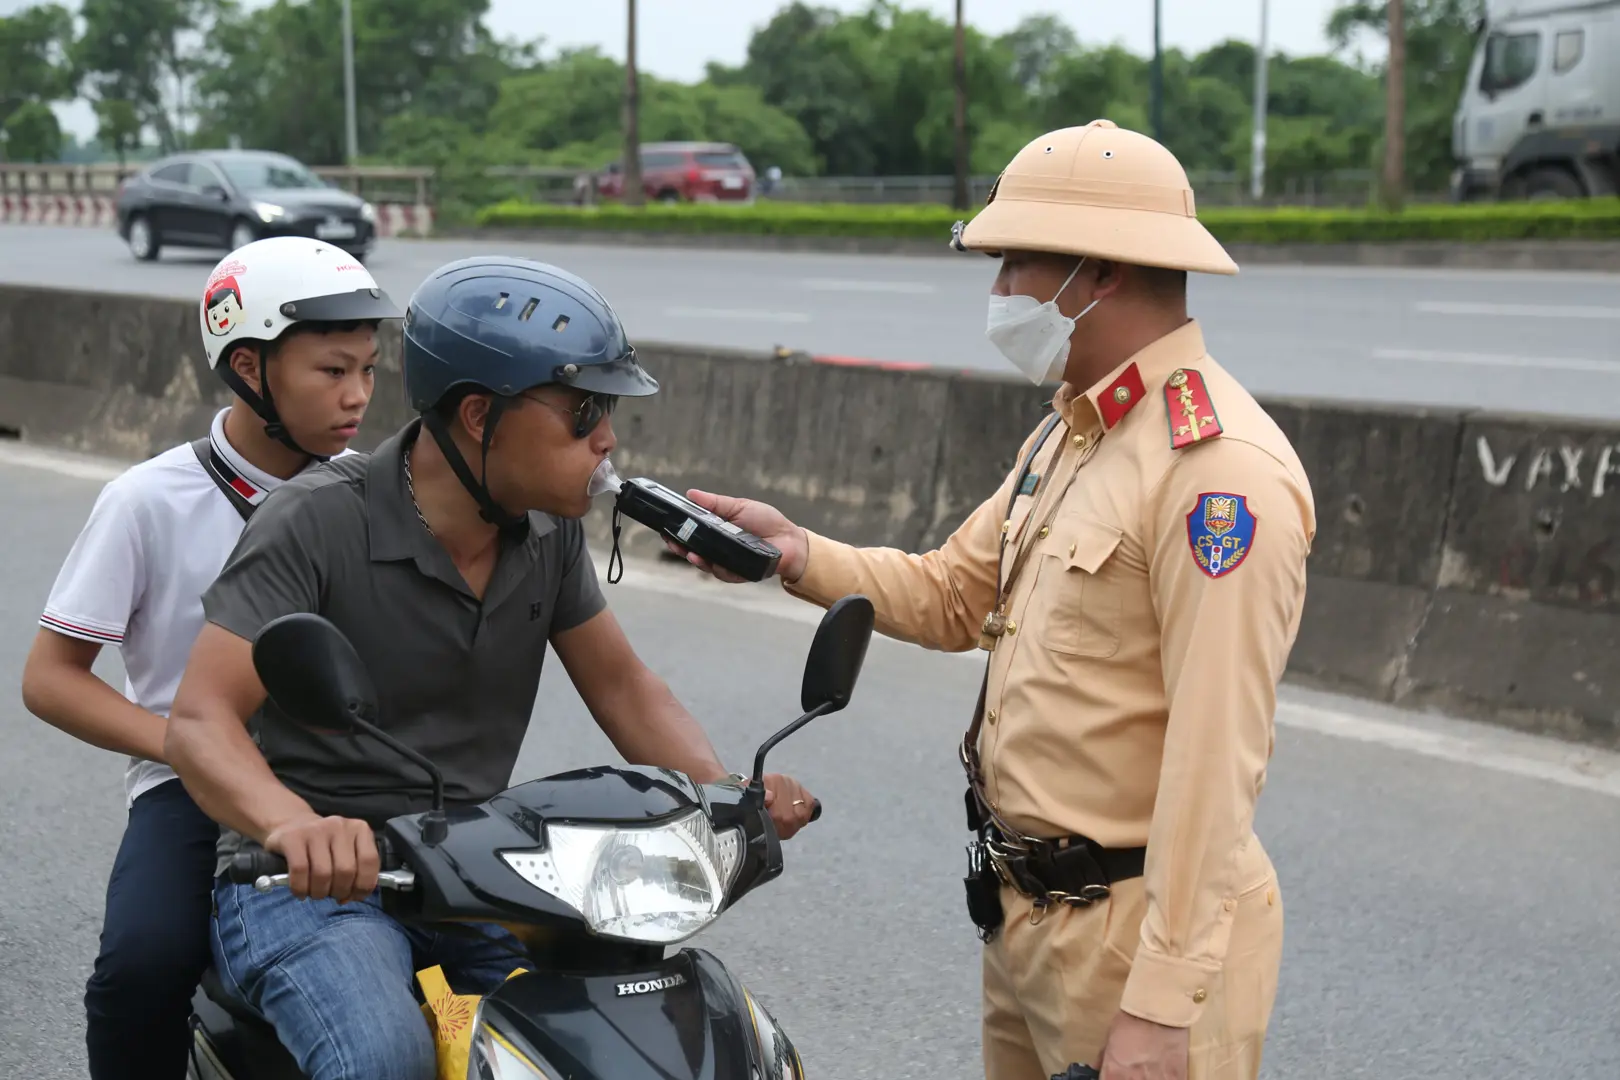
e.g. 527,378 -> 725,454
467,1000 -> 557,1080
743,987 -> 806,1079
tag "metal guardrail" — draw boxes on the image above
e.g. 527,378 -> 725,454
0,163 -> 436,205
761,170 -> 1450,208
0,161 -> 1448,211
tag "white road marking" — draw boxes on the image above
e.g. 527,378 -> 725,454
1372,347 -> 1620,374
0,440 -> 127,481
1231,263 -> 1620,286
7,437 -> 1616,799
1415,300 -> 1620,320
662,305 -> 812,323
1276,701 -> 1620,799
800,278 -> 937,295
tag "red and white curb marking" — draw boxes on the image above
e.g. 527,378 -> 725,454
0,193 -> 435,237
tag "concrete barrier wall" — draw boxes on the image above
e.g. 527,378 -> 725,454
2,284 -> 1615,746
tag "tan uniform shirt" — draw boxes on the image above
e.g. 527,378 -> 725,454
785,319 -> 1316,1029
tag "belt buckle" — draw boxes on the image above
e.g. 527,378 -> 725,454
984,837 -> 1036,896
986,830 -> 1069,911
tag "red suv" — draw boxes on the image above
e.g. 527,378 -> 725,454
577,142 -> 756,204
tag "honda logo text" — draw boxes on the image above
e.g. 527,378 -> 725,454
616,973 -> 687,996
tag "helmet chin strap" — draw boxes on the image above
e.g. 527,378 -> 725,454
217,345 -> 329,461
419,399 -> 528,534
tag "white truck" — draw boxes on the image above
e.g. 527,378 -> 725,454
1451,0 -> 1620,200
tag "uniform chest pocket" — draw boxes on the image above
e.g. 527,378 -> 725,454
1005,493 -> 1038,548
1033,517 -> 1124,659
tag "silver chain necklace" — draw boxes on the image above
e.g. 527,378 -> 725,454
403,444 -> 434,537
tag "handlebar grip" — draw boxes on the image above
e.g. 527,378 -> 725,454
227,848 -> 287,883
225,835 -> 399,885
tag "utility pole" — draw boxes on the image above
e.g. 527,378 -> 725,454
1151,0 -> 1164,143
1250,0 -> 1269,202
1383,0 -> 1406,210
952,0 -> 969,210
342,0 -> 358,163
622,0 -> 644,207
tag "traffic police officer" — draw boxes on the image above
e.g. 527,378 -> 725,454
669,119 -> 1317,1080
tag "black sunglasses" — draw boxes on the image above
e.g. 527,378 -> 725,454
523,390 -> 618,438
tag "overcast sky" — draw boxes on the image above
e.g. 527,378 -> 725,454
4,0 -> 1378,142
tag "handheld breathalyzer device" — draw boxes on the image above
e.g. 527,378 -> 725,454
616,478 -> 782,582
589,461 -> 783,583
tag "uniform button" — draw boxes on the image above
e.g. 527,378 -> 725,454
987,709 -> 998,725
1038,526 -> 1050,539
1114,386 -> 1131,404
1192,988 -> 1208,1004
1072,434 -> 1087,448
1267,888 -> 1276,906
1068,542 -> 1077,558
1005,620 -> 1017,635
1223,898 -> 1236,912
1002,519 -> 1012,534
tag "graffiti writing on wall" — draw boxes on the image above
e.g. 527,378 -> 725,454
1476,436 -> 1620,497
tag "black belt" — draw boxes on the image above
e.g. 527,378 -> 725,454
988,826 -> 1146,906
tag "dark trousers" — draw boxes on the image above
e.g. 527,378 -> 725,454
84,777 -> 220,1080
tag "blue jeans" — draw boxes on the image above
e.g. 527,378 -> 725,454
85,778 -> 220,1080
211,879 -> 529,1080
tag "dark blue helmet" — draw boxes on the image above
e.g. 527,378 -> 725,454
404,256 -> 655,532
402,256 -> 658,412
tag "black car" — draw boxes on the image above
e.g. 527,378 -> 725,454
115,149 -> 378,262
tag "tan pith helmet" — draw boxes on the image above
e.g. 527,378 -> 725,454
953,119 -> 1238,275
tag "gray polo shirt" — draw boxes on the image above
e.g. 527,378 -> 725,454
201,417 -> 607,872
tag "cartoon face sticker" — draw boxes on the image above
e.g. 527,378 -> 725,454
205,277 -> 243,337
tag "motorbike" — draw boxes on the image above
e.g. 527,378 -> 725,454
185,592 -> 876,1080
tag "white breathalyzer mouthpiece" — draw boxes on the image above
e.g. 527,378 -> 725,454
588,457 -> 623,497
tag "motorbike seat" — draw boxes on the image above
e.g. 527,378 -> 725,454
200,965 -> 276,1030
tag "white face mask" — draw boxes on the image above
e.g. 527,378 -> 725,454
985,258 -> 1100,385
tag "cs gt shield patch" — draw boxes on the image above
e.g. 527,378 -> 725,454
1187,493 -> 1256,579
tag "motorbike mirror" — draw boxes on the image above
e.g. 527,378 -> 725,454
800,594 -> 875,715
251,612 -> 449,844
749,595 -> 875,792
252,612 -> 378,733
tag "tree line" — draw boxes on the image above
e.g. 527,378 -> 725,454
1,0 -> 1483,207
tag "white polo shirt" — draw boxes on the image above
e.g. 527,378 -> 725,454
39,408 -> 343,807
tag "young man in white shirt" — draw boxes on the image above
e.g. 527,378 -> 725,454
20,235 -> 401,1080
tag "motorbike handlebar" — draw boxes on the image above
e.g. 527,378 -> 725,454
226,847 -> 289,883
227,800 -> 823,891
226,834 -> 401,886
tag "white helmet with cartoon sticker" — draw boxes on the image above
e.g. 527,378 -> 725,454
199,236 -> 401,457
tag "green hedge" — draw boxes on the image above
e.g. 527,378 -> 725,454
473,197 -> 1620,244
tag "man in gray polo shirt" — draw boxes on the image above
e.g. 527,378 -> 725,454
164,257 -> 818,1080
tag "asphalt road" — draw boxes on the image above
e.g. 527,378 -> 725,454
5,224 -> 1620,421
1,442 -> 1619,1079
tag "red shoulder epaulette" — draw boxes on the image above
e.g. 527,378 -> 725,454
1164,368 -> 1224,450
